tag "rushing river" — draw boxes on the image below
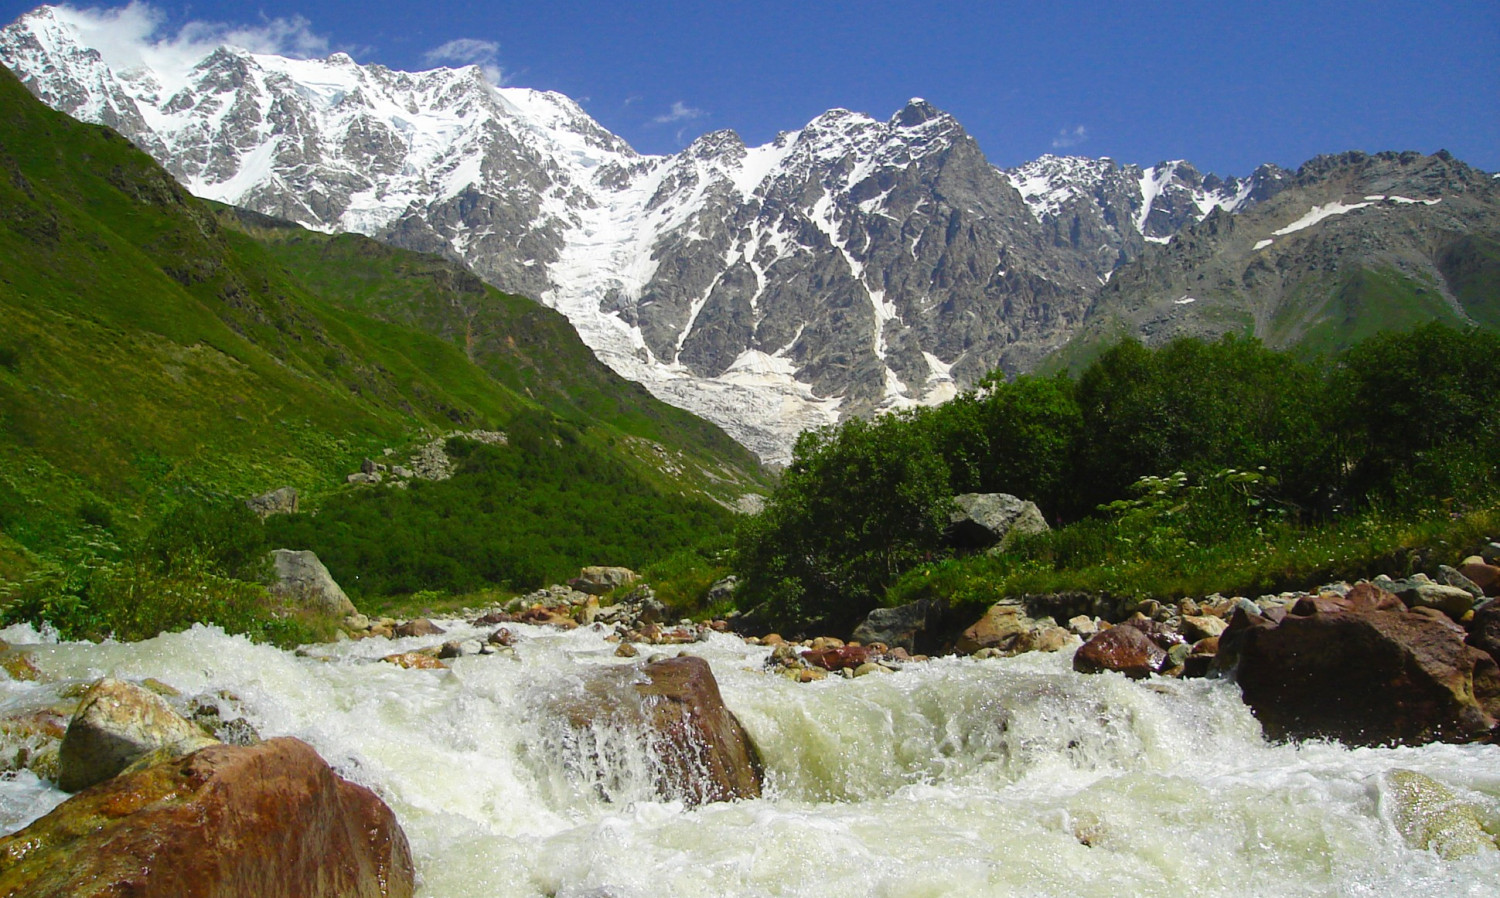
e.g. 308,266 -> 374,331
1,619 -> 1497,897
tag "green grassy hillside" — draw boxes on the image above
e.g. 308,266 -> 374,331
0,62 -> 763,602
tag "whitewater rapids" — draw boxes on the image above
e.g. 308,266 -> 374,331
1,620 -> 1497,897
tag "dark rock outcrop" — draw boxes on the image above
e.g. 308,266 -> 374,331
851,598 -> 958,655
0,737 -> 414,898
1226,584 -> 1500,745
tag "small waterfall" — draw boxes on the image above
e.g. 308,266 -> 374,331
1,621 -> 1496,897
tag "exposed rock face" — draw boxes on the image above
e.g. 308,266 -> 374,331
1073,151 -> 1500,362
955,602 -> 1068,655
851,598 -> 956,655
1225,584 -> 1500,745
947,493 -> 1050,551
0,737 -> 414,898
559,655 -> 762,805
268,549 -> 357,617
58,678 -> 216,793
244,486 -> 298,519
571,566 -> 639,596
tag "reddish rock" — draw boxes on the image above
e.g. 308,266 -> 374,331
801,645 -> 872,671
1191,636 -> 1221,656
0,737 -> 413,897
518,606 -> 577,628
1459,561 -> 1500,596
1073,626 -> 1168,679
487,627 -> 515,646
381,652 -> 447,670
1231,588 -> 1500,745
563,656 -> 762,805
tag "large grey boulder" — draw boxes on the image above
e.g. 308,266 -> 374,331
570,566 -> 639,596
58,678 -> 216,792
269,550 -> 357,617
851,598 -> 956,654
947,493 -> 1050,552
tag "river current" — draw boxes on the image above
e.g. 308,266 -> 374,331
1,619 -> 1497,897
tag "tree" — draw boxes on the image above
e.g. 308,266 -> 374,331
735,413 -> 952,632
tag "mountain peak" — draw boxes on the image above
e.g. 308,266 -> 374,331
892,97 -> 946,129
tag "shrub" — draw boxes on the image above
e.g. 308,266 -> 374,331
734,413 -> 952,631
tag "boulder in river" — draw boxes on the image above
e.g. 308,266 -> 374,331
559,655 -> 762,805
1072,625 -> 1169,679
58,677 -> 217,793
0,737 -> 414,898
1383,768 -> 1498,858
956,602 -> 1070,656
1226,582 -> 1500,745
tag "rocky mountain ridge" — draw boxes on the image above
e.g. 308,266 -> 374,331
3,5 -> 1495,461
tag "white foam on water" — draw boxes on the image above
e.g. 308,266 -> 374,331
1,624 -> 1496,897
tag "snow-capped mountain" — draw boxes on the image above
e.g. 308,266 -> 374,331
9,4 -> 1430,462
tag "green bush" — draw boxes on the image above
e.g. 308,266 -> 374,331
144,496 -> 268,582
1333,323 -> 1500,508
0,528 -> 322,646
734,412 -> 953,632
736,327 -> 1500,630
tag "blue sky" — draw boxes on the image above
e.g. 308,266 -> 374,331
4,1 -> 1496,174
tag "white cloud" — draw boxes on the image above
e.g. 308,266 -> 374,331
52,2 -> 332,82
1051,124 -> 1088,149
423,37 -> 506,85
652,101 -> 706,125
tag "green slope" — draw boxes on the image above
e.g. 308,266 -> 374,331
0,63 -> 762,593
220,208 -> 764,493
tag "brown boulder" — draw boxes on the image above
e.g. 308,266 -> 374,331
562,656 -> 762,805
801,645 -> 872,671
955,603 -> 1031,655
1230,585 -> 1500,745
393,618 -> 444,638
0,737 -> 413,898
381,652 -> 447,670
1073,626 -> 1168,679
1459,560 -> 1500,596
